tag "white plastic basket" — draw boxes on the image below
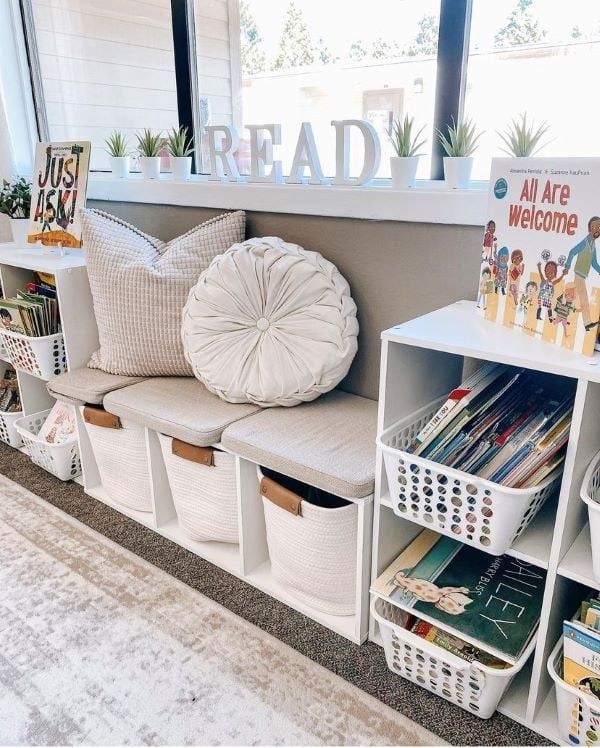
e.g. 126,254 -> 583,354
0,409 -> 23,448
581,450 -> 600,583
0,330 -> 67,379
372,596 -> 535,719
378,397 -> 560,556
258,467 -> 358,616
548,637 -> 600,745
81,407 -> 152,513
158,434 -> 238,543
14,409 -> 81,481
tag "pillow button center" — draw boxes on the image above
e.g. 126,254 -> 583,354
256,317 -> 270,332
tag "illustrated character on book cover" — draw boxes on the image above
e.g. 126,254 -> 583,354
393,571 -> 473,615
478,158 -> 600,356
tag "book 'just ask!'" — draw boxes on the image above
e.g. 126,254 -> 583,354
477,157 -> 600,356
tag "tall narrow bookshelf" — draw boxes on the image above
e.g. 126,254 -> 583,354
371,299 -> 600,743
0,242 -> 98,449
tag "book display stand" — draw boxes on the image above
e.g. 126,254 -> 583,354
371,299 -> 600,740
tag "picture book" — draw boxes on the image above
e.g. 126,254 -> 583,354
410,618 -> 509,669
0,365 -> 20,413
563,620 -> 600,702
0,281 -> 60,338
28,141 -> 91,249
371,529 -> 546,662
477,157 -> 600,356
37,401 -> 76,444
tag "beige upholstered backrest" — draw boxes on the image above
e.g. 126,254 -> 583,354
89,200 -> 481,400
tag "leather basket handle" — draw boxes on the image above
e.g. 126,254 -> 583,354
260,476 -> 302,516
172,438 -> 215,467
83,406 -> 121,429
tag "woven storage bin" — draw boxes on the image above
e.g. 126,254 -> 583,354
548,637 -> 600,745
258,467 -> 358,616
379,396 -> 560,556
14,410 -> 81,481
372,596 -> 533,719
581,450 -> 600,583
0,330 -> 67,379
0,409 -> 23,448
81,406 -> 152,513
158,433 -> 238,543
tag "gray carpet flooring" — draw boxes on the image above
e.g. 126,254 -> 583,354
0,442 -> 550,746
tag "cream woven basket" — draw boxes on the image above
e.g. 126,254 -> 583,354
258,467 -> 358,616
581,450 -> 600,583
14,410 -> 81,481
0,330 -> 67,379
548,637 -> 600,745
379,396 -> 560,556
80,407 -> 153,512
158,434 -> 239,543
0,409 -> 23,448
372,596 -> 535,719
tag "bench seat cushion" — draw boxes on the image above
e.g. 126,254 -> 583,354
103,377 -> 260,447
47,367 -> 146,405
221,390 -> 377,499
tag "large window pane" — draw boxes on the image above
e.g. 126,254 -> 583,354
235,0 -> 440,179
466,0 -> 600,179
31,0 -> 179,170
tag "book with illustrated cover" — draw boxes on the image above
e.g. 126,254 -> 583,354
37,401 -> 76,444
28,141 -> 91,248
371,529 -> 546,663
410,618 -> 509,670
477,157 -> 600,356
0,365 -> 20,413
0,299 -> 29,335
563,620 -> 600,701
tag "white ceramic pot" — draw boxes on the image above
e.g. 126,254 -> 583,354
390,156 -> 419,189
443,156 -> 474,189
9,218 -> 29,247
170,156 -> 192,181
139,156 -> 161,180
110,156 -> 130,179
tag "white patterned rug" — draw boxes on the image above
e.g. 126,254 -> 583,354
0,474 -> 445,746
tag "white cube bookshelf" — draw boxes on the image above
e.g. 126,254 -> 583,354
371,299 -> 600,742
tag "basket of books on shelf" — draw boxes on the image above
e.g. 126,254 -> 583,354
0,363 -> 23,448
0,277 -> 66,379
581,451 -> 600,584
14,402 -> 80,481
371,529 -> 544,719
548,596 -> 600,745
378,363 -> 572,555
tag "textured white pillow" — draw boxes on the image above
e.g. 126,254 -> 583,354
182,237 -> 358,407
84,208 -> 245,376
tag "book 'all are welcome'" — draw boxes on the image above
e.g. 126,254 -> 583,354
27,141 -> 91,249
477,158 -> 600,356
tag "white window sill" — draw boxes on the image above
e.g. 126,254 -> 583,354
87,173 -> 488,226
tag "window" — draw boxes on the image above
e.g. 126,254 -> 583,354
28,0 -> 179,171
236,0 -> 441,179
465,0 -> 600,179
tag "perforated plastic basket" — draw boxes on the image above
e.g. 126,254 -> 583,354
0,409 -> 23,448
548,637 -> 600,745
14,409 -> 81,481
372,595 -> 535,719
378,397 -> 560,556
0,330 -> 67,379
581,450 -> 600,583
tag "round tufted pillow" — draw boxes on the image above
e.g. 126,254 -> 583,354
181,237 -> 358,407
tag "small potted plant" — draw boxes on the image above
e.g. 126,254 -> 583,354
437,116 -> 483,189
498,113 -> 550,157
167,126 -> 194,181
388,115 -> 426,189
104,131 -> 130,178
0,177 -> 31,246
135,129 -> 163,179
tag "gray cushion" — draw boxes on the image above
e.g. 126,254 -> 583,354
47,367 -> 146,405
221,390 -> 377,499
103,378 -> 260,447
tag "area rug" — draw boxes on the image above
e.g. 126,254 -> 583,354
0,473 -> 445,746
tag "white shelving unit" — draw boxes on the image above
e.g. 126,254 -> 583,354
0,242 -> 98,445
370,299 -> 600,742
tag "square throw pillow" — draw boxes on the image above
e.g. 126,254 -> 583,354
84,208 -> 245,376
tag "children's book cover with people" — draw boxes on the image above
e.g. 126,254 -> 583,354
477,158 -> 600,356
27,141 -> 91,248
